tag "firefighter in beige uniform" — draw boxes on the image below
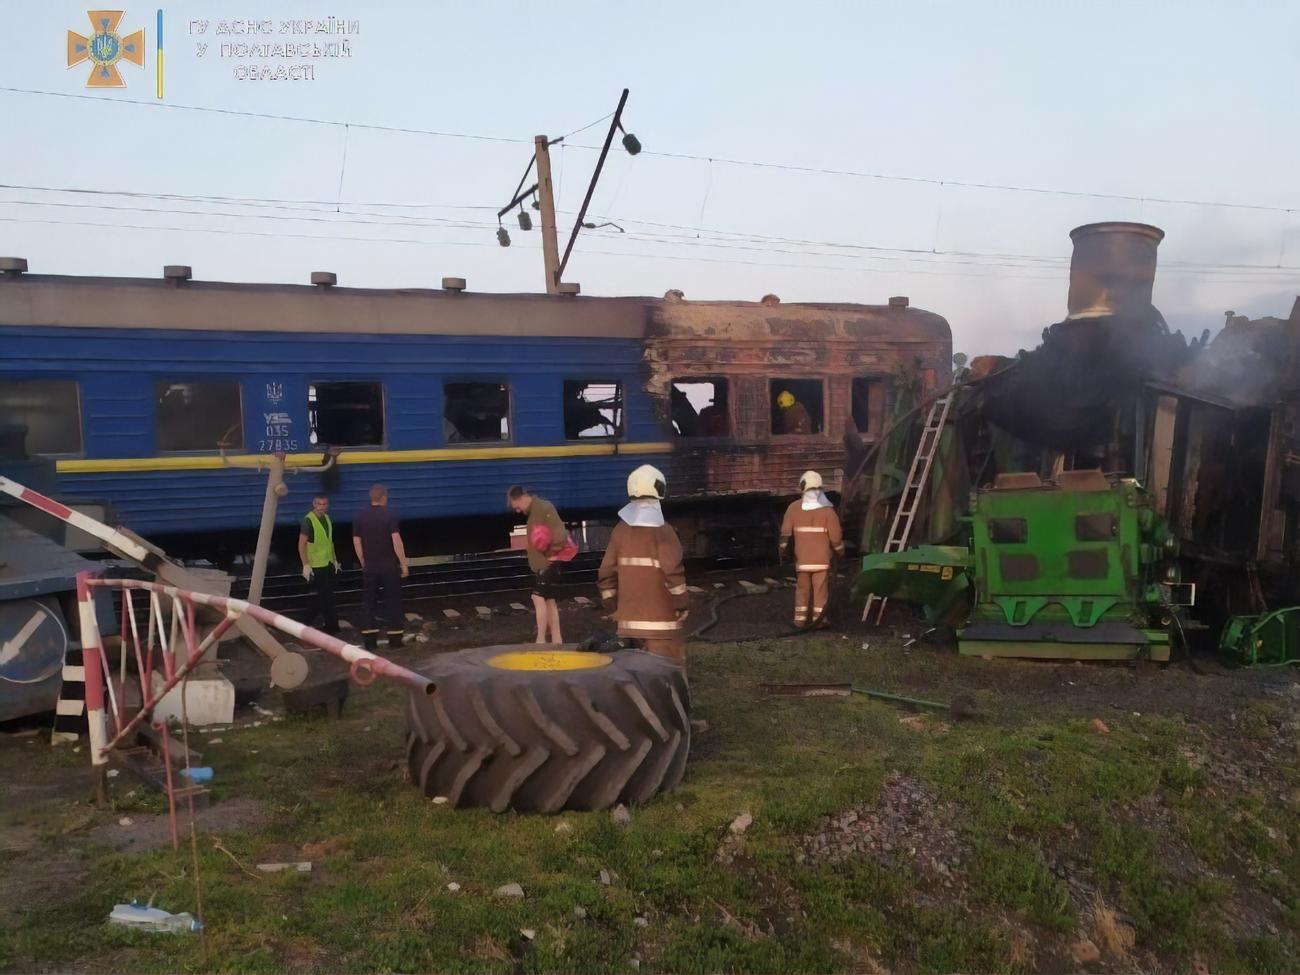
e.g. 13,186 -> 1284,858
597,465 -> 690,663
779,470 -> 844,627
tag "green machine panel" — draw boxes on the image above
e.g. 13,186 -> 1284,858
960,471 -> 1177,660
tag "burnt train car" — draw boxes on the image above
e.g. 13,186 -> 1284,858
0,262 -> 950,559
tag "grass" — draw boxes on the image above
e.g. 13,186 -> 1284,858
1,634 -> 1296,973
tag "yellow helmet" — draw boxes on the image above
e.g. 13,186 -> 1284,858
799,470 -> 823,493
777,390 -> 796,409
627,464 -> 667,500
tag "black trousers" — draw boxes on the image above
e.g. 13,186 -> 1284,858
362,564 -> 404,645
311,563 -> 339,633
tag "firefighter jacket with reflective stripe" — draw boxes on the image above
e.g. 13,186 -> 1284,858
596,522 -> 688,637
304,512 -> 335,568
780,500 -> 844,572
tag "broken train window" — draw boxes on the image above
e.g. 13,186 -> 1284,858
0,379 -> 83,455
309,381 -> 385,447
564,380 -> 623,440
770,378 -> 824,435
671,378 -> 729,437
444,382 -> 510,443
851,377 -> 887,437
155,379 -> 243,452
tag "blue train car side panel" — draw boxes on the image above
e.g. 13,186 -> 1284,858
0,325 -> 667,536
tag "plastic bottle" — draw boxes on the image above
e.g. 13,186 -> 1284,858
180,766 -> 214,783
108,902 -> 203,933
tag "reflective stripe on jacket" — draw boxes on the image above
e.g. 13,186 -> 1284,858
779,500 -> 844,572
596,522 -> 688,638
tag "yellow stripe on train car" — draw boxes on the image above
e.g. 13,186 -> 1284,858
56,442 -> 675,474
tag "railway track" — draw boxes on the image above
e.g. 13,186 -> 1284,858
231,549 -> 759,617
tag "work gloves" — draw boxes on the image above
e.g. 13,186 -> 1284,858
302,565 -> 313,582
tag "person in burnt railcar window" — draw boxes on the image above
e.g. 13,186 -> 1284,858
776,389 -> 812,435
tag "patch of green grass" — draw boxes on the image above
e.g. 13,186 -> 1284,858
3,634 -> 1297,974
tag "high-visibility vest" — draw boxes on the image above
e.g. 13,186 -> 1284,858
305,512 -> 335,568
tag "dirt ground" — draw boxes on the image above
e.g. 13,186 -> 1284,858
1,568 -> 1296,973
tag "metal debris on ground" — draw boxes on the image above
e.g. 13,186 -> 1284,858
256,862 -> 312,874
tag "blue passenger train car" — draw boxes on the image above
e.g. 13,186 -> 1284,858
0,267 -> 951,559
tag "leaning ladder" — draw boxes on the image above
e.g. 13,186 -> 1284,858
861,385 -> 959,624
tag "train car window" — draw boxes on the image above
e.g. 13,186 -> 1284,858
671,379 -> 729,437
851,378 -> 885,437
155,380 -> 243,452
0,379 -> 82,455
444,382 -> 510,443
564,381 -> 623,439
308,382 -> 385,447
770,379 -> 824,435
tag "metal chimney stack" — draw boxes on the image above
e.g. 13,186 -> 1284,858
1066,222 -> 1165,320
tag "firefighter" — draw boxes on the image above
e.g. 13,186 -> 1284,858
780,470 -> 844,627
776,389 -> 812,434
597,465 -> 690,663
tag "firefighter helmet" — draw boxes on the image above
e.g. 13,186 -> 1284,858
799,470 -> 823,493
627,464 -> 667,500
776,390 -> 796,410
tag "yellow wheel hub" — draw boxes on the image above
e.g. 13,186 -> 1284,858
487,650 -> 613,671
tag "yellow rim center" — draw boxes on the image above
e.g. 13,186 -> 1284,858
487,650 -> 613,671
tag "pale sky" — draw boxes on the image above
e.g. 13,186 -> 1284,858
2,1 -> 1298,355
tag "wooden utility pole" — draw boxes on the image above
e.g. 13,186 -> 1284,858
534,135 -> 561,294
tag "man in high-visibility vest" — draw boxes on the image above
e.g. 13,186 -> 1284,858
298,493 -> 341,635
779,471 -> 844,628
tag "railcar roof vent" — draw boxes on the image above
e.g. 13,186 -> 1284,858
0,257 -> 28,278
163,265 -> 192,284
441,277 -> 466,292
557,282 -> 581,296
310,271 -> 337,287
888,295 -> 909,309
760,293 -> 780,305
663,288 -> 685,302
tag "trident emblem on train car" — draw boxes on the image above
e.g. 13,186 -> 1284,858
67,11 -> 145,88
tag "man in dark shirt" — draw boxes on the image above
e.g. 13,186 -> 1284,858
352,483 -> 409,650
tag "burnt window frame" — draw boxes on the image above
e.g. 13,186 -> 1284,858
154,378 -> 245,454
669,376 -> 732,439
307,380 -> 388,450
0,378 -> 85,457
768,377 -> 826,437
851,376 -> 889,439
563,378 -> 625,442
441,378 -> 514,446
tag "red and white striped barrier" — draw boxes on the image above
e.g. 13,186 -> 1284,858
74,572 -> 435,835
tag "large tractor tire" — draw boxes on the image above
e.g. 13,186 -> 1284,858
406,645 -> 690,813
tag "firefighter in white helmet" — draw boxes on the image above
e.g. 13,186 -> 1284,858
597,464 -> 690,663
779,470 -> 844,627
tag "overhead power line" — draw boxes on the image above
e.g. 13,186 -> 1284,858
2,85 -> 1297,216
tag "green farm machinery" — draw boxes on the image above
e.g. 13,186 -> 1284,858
857,470 -> 1192,661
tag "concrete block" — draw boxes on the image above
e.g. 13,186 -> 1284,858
763,577 -> 783,588
442,608 -> 461,620
573,596 -> 594,607
687,585 -> 705,594
509,602 -> 528,613
475,606 -> 492,617
737,580 -> 770,595
150,671 -> 235,726
404,612 -> 422,623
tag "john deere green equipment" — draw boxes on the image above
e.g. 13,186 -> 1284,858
858,470 -> 1189,661
1219,608 -> 1300,666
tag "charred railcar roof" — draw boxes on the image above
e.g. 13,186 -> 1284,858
0,271 -> 951,342
649,296 -> 951,344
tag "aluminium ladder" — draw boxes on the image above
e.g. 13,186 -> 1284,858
861,384 -> 959,624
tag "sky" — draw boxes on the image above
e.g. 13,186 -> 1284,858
2,1 -> 1298,355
